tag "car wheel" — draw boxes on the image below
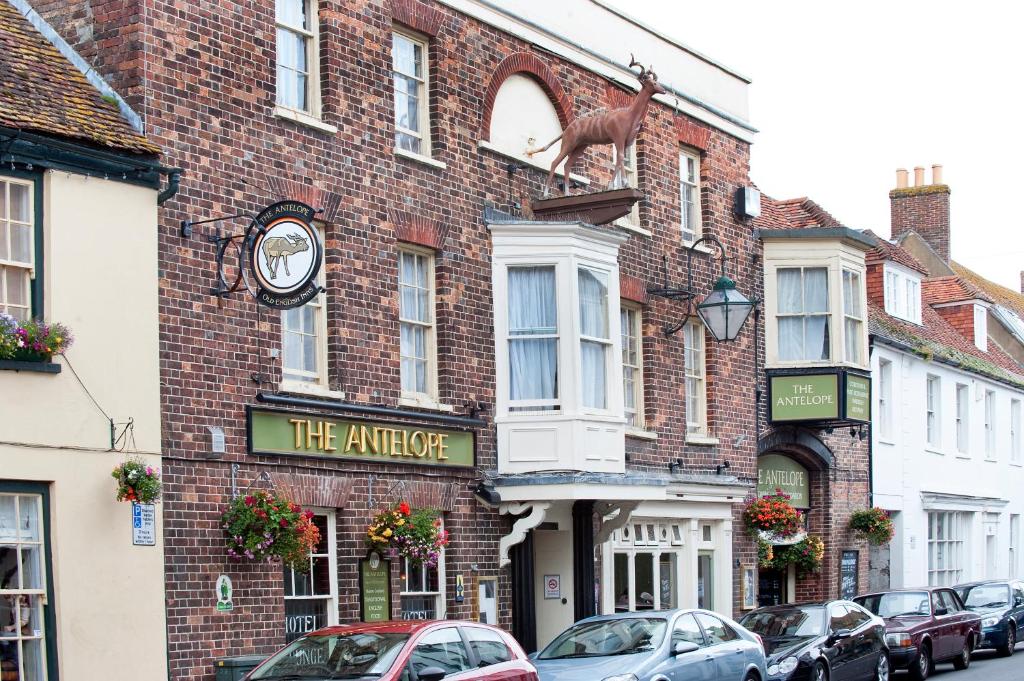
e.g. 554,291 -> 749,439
811,660 -> 828,681
952,639 -> 971,670
909,642 -> 931,681
874,652 -> 890,681
999,624 -> 1016,657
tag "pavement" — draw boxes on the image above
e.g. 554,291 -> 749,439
918,643 -> 1024,680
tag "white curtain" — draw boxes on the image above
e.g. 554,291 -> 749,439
579,269 -> 608,408
509,267 -> 557,403
778,268 -> 829,361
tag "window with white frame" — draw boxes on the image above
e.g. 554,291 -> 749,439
928,511 -> 970,586
777,267 -> 830,362
399,247 -> 436,399
878,359 -> 893,440
1010,515 -> 1020,578
392,29 -> 430,156
926,375 -> 941,448
621,303 -> 644,429
399,539 -> 445,619
1012,399 -> 1022,463
883,263 -> 922,324
276,0 -> 320,114
0,491 -> 51,680
955,383 -> 969,454
507,265 -> 559,412
679,148 -> 701,244
843,269 -> 864,364
984,389 -> 996,459
684,321 -> 707,436
0,177 -> 34,320
974,305 -> 988,351
608,521 -> 686,612
282,227 -> 326,385
284,511 -> 337,642
613,143 -> 639,226
579,267 -> 611,409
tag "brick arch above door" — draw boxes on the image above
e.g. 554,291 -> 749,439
758,427 -> 835,470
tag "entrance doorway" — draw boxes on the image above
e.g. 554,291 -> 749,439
533,530 -> 574,649
758,567 -> 788,607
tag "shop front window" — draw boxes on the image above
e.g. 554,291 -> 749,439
400,531 -> 445,620
608,521 -> 685,613
0,490 -> 52,681
284,512 -> 336,642
697,551 -> 713,610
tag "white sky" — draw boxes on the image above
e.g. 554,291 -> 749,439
613,0 -> 1024,291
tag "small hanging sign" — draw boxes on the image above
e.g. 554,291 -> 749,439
455,574 -> 465,603
215,574 -> 234,611
249,200 -> 323,309
131,503 -> 156,546
360,551 -> 391,622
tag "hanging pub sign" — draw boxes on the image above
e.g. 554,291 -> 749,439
767,369 -> 871,424
249,200 -> 323,309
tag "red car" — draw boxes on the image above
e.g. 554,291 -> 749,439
854,587 -> 981,680
243,620 -> 538,681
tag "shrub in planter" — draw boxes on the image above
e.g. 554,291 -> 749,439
112,458 -> 161,504
761,535 -> 825,576
849,507 -> 894,545
222,490 -> 320,571
0,313 -> 73,361
367,501 -> 449,567
744,489 -> 803,539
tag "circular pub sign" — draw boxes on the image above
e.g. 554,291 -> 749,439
250,200 -> 323,309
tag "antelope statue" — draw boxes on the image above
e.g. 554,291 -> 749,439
527,55 -> 667,197
261,233 -> 310,280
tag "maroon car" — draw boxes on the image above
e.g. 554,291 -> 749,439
243,620 -> 538,681
854,587 -> 981,680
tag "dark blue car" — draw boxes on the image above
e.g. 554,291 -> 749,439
531,609 -> 766,681
954,579 -> 1024,657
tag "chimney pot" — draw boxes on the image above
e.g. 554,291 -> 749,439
914,166 -> 925,187
896,168 -> 908,189
932,164 -> 943,185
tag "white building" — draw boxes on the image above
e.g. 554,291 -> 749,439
869,168 -> 1024,589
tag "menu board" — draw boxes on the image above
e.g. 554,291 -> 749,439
840,550 -> 858,600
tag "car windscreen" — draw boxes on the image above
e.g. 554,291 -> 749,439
249,632 -> 410,679
855,591 -> 930,617
958,584 -> 1011,609
739,607 -> 824,638
538,618 -> 667,659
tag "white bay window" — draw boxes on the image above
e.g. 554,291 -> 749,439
491,223 -> 627,474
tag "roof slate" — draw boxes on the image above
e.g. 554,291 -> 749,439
0,1 -> 159,155
952,261 -> 1024,319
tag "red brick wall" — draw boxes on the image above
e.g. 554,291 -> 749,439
934,303 -> 976,344
889,185 -> 951,263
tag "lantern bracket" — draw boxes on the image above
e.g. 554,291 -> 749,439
646,236 -> 730,336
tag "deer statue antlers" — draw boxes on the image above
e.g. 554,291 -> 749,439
527,53 -> 667,197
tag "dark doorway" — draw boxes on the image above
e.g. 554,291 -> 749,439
758,567 -> 788,607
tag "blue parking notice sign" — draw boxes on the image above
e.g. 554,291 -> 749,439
132,503 -> 156,546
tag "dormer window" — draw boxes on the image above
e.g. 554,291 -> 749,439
974,304 -> 988,351
883,262 -> 922,324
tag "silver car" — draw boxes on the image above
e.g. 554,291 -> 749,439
531,609 -> 767,681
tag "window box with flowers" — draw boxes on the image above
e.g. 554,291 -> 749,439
849,507 -> 894,546
221,490 -> 321,571
366,501 -> 448,567
0,313 -> 72,373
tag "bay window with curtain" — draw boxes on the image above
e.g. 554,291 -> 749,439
776,267 -> 830,362
507,265 -> 559,412
578,267 -> 610,410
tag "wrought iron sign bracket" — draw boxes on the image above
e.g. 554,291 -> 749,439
647,235 -> 729,336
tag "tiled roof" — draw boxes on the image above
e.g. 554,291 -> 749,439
0,1 -> 159,155
753,196 -> 843,230
862,230 -> 930,275
922,275 -> 993,306
870,300 -> 1024,389
952,261 -> 1024,319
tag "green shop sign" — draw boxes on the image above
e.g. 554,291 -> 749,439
247,407 -> 475,468
757,454 -> 810,508
360,553 -> 391,622
844,373 -> 871,422
769,374 -> 839,422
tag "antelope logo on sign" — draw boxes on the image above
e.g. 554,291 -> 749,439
250,200 -> 323,309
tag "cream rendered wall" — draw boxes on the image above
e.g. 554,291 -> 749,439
489,74 -> 565,173
0,170 -> 164,680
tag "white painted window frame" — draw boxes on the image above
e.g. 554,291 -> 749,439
0,176 -> 35,320
679,147 -> 701,245
984,389 -> 996,460
842,268 -> 865,364
283,509 -> 339,640
683,321 -> 707,437
399,520 -> 446,620
883,262 -> 922,325
275,0 -> 322,117
398,245 -> 438,403
280,225 -> 328,388
955,383 -> 970,455
928,511 -> 969,586
0,493 -> 49,680
926,374 -> 941,449
1011,399 -> 1022,464
974,304 -> 988,351
878,358 -> 893,441
620,302 -> 644,430
612,142 -> 640,227
392,27 -> 431,157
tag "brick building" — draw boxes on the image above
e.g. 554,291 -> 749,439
28,0 -> 872,677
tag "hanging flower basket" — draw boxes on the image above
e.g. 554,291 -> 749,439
112,458 -> 161,504
744,489 -> 803,540
0,313 -> 73,362
221,490 -> 320,571
759,534 -> 825,576
366,501 -> 449,567
849,507 -> 894,546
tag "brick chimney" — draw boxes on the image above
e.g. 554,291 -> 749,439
889,164 -> 951,263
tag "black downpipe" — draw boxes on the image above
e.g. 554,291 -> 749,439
572,500 -> 596,622
158,168 -> 182,205
510,532 -> 537,653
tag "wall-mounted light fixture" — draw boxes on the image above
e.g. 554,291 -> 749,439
647,236 -> 756,340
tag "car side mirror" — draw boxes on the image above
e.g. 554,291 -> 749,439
527,651 -> 539,661
1015,596 -> 1024,607
673,641 -> 700,656
934,607 -> 948,616
418,666 -> 447,681
827,629 -> 852,646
